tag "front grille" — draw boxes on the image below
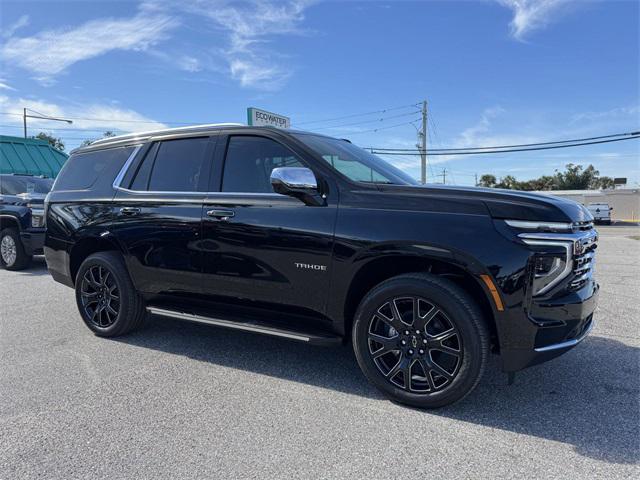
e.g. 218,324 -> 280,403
569,240 -> 597,291
572,221 -> 594,232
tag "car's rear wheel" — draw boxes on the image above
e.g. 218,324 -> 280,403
352,273 -> 489,408
75,251 -> 145,337
0,228 -> 31,271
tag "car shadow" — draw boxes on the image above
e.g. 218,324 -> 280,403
5,256 -> 50,276
119,316 -> 639,465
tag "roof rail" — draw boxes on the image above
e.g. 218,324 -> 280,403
90,123 -> 246,145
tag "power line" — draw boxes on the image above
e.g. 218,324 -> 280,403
369,131 -> 640,152
0,124 -> 128,133
370,134 -> 640,155
293,102 -> 421,126
337,119 -> 422,136
0,111 -> 193,126
308,110 -> 421,131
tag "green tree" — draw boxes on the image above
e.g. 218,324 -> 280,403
478,164 -> 610,191
33,132 -> 64,151
80,130 -> 117,147
554,163 -> 599,190
478,174 -> 497,188
593,176 -> 615,190
496,175 -> 519,189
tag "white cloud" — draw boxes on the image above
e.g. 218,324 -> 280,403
569,105 -> 640,125
458,106 -> 507,146
0,1 -> 312,90
0,10 -> 177,83
177,55 -> 202,73
497,0 -> 572,40
0,80 -> 16,91
182,0 -> 313,90
0,95 -> 167,138
2,14 -> 30,39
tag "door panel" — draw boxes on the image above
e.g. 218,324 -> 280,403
201,193 -> 336,314
111,192 -> 206,295
110,135 -> 216,295
200,133 -> 337,316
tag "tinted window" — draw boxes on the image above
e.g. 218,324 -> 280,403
222,136 -> 304,193
292,133 -> 417,185
147,137 -> 209,192
129,144 -> 157,191
54,146 -> 135,191
0,176 -> 53,195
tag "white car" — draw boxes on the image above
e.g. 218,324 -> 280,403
587,203 -> 613,225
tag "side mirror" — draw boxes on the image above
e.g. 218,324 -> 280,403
270,167 -> 323,205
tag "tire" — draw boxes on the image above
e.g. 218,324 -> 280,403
0,228 -> 31,270
75,251 -> 146,337
352,273 -> 489,408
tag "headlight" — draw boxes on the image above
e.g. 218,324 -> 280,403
504,219 -> 574,233
521,239 -> 573,296
31,209 -> 45,228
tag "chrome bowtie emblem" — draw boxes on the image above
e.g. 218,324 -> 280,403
411,336 -> 418,348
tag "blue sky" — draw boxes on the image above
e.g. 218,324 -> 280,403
1,0 -> 638,186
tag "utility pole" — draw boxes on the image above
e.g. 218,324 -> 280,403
416,100 -> 428,184
22,107 -> 73,138
441,168 -> 447,184
475,173 -> 478,187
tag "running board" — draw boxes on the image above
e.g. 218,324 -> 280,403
146,306 -> 342,346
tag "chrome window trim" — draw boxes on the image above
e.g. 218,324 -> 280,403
111,145 -> 143,190
111,140 -> 289,197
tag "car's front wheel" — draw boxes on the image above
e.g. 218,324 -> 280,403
352,273 -> 489,408
0,228 -> 31,270
75,251 -> 146,337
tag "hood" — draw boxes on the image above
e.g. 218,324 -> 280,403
0,192 -> 46,207
377,184 -> 592,223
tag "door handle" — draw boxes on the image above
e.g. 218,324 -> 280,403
120,207 -> 140,216
206,209 -> 235,219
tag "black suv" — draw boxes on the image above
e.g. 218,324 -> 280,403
0,174 -> 52,270
44,125 -> 598,408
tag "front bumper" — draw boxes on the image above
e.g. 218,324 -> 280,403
20,229 -> 45,255
499,281 -> 599,372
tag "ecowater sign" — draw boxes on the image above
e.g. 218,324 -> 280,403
247,107 -> 290,129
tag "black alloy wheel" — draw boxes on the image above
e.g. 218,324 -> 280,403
353,273 -> 489,408
80,264 -> 120,329
75,251 -> 146,337
367,296 -> 462,393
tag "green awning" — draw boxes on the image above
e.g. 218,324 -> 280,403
0,135 -> 68,178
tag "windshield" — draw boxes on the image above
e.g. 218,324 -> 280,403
0,176 -> 54,195
292,133 -> 418,186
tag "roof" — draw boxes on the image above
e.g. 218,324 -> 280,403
88,123 -> 245,148
0,135 -> 68,178
73,123 -> 330,154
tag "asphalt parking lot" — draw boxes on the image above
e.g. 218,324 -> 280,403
1,225 -> 638,479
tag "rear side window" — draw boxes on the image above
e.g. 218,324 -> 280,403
54,146 -> 135,191
130,137 -> 209,192
222,136 -> 304,193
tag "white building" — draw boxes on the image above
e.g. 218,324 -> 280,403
534,188 -> 640,222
